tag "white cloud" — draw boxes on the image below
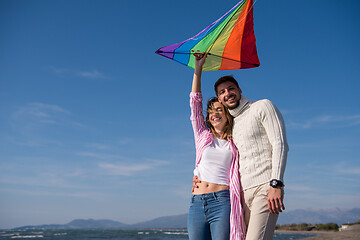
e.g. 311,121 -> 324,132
98,159 -> 169,176
85,143 -> 113,150
316,114 -> 360,125
335,165 -> 360,175
287,114 -> 360,129
13,102 -> 70,124
286,185 -> 317,192
0,188 -> 98,198
9,102 -> 85,146
83,139 -> 136,151
76,151 -> 126,160
51,66 -> 107,80
0,166 -> 91,190
295,161 -> 360,178
310,162 -> 360,177
98,162 -> 152,176
76,70 -> 106,79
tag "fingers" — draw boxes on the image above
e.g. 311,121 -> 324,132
267,197 -> 284,214
194,53 -> 204,60
192,50 -> 207,60
268,199 -> 278,214
274,198 -> 281,213
267,199 -> 271,213
192,176 -> 201,191
193,53 -> 201,60
193,175 -> 201,183
280,199 -> 285,211
268,199 -> 277,214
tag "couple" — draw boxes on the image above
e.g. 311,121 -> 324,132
187,53 -> 289,240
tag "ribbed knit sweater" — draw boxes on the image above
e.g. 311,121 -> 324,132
229,96 -> 289,190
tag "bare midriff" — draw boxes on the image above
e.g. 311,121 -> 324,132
192,180 -> 229,195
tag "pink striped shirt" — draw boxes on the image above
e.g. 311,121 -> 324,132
190,92 -> 246,240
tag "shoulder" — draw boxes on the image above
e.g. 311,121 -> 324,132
252,99 -> 273,107
196,128 -> 213,144
249,99 -> 281,119
247,99 -> 269,111
250,99 -> 278,111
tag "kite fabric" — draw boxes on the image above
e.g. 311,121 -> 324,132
155,0 -> 260,71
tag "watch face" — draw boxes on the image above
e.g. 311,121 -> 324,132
271,180 -> 277,186
270,179 -> 283,187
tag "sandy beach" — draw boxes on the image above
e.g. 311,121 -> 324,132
277,224 -> 360,240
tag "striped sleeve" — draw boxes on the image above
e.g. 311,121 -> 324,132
190,92 -> 208,143
229,140 -> 246,240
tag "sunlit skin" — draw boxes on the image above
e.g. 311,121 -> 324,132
208,102 -> 227,138
216,82 -> 242,110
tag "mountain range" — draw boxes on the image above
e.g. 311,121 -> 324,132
14,208 -> 360,230
277,208 -> 360,225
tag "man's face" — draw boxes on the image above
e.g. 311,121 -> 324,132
216,82 -> 242,110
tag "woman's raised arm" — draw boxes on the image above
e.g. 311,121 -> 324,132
191,53 -> 207,93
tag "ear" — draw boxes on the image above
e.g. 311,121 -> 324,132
238,87 -> 242,94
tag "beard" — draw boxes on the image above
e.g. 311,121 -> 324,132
227,102 -> 239,110
224,95 -> 241,110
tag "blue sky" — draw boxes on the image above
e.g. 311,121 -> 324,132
0,0 -> 359,229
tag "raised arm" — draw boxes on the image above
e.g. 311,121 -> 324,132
190,53 -> 208,141
190,53 -> 206,192
191,53 -> 207,93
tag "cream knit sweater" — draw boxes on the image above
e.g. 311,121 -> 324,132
229,96 -> 289,190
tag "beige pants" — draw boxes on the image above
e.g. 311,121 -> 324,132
243,183 -> 280,240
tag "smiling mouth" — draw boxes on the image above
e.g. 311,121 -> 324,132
212,117 -> 222,122
226,95 -> 236,103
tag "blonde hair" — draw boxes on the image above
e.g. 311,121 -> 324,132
205,97 -> 233,140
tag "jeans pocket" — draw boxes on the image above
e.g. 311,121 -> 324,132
215,194 -> 230,203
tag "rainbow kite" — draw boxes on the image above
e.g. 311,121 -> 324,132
155,0 -> 260,71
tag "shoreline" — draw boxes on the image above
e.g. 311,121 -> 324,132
276,225 -> 360,240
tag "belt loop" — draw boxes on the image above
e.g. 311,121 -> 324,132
213,192 -> 218,200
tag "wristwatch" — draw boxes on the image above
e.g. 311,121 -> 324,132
270,179 -> 284,188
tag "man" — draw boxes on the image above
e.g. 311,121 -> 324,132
194,75 -> 289,240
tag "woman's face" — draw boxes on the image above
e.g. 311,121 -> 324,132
208,101 -> 228,131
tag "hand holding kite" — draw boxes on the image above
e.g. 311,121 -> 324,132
156,0 -> 259,71
193,51 -> 208,70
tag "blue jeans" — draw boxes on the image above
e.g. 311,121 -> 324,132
187,190 -> 231,240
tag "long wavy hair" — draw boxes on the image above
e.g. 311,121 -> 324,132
205,97 -> 233,140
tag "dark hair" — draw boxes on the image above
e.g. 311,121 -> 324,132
214,75 -> 240,95
205,97 -> 233,139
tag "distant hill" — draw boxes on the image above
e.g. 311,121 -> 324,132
14,208 -> 360,230
277,208 -> 360,225
66,219 -> 130,229
15,219 -> 130,230
131,214 -> 187,229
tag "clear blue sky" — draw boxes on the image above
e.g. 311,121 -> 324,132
0,0 -> 359,229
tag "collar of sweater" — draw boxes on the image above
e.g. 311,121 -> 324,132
228,96 -> 249,118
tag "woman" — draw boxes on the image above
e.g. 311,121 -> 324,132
187,53 -> 246,240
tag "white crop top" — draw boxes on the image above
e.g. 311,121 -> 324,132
194,138 -> 232,186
